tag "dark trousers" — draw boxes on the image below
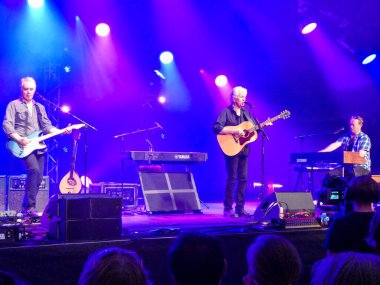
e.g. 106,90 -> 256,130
22,152 -> 45,210
224,154 -> 248,212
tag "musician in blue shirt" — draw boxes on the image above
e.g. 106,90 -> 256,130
2,77 -> 70,217
320,115 -> 371,177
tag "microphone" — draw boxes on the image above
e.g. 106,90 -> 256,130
334,127 -> 345,134
155,122 -> 163,130
244,101 -> 255,108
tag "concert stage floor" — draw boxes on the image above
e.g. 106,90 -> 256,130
0,202 -> 327,285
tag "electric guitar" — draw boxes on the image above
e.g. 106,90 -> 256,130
217,110 -> 291,156
59,130 -> 82,194
6,124 -> 85,158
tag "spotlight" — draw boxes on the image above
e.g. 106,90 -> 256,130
361,53 -> 377,65
95,23 -> 110,37
158,96 -> 167,104
301,22 -> 317,34
61,105 -> 70,113
159,51 -> 174,64
64,66 -> 71,73
28,0 -> 44,9
215,75 -> 228,87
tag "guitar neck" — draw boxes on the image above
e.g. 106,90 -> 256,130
259,115 -> 281,128
35,129 -> 66,143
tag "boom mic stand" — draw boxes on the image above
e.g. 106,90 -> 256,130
35,92 -> 97,194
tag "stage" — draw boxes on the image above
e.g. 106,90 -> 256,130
0,202 -> 327,285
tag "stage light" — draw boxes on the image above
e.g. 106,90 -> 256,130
154,70 -> 166,80
158,95 -> 166,104
81,176 -> 93,188
95,23 -> 110,37
28,0 -> 44,9
362,53 -> 377,65
64,66 -> 71,73
61,105 -> 70,113
159,51 -> 174,64
301,22 -> 317,34
215,75 -> 228,87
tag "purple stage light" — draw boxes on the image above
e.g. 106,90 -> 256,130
95,23 -> 110,37
301,22 -> 317,34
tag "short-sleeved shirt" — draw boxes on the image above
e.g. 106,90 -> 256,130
213,105 -> 255,156
337,132 -> 371,171
3,98 -> 54,137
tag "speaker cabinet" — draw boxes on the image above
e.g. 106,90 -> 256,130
47,194 -> 122,241
7,175 -> 50,213
253,192 -> 315,222
139,171 -> 201,213
0,176 -> 7,211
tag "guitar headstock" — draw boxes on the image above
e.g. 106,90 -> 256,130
279,110 -> 291,119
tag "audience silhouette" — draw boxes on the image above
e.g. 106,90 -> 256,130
243,234 -> 302,285
167,232 -> 226,285
78,247 -> 149,285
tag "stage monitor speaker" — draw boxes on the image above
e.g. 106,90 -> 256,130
139,171 -> 201,213
7,175 -> 50,213
253,191 -> 315,222
47,194 -> 122,241
0,176 -> 6,211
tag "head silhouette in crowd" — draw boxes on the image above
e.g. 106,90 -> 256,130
167,232 -> 226,285
244,234 -> 302,285
344,175 -> 380,213
311,251 -> 380,285
78,247 -> 149,285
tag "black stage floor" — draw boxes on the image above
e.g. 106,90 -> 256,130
0,202 -> 327,285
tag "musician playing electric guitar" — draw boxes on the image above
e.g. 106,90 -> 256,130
2,77 -> 72,217
213,86 -> 272,218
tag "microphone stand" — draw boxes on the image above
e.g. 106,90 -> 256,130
36,93 -> 97,194
114,124 -> 163,195
248,106 -> 269,201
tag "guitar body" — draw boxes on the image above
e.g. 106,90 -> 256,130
6,130 -> 47,158
217,110 -> 291,156
217,121 -> 258,156
59,170 -> 82,194
6,124 -> 85,158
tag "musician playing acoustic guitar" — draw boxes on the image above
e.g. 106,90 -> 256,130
213,86 -> 272,218
2,76 -> 71,217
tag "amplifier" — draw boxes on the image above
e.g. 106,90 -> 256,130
8,175 -> 50,213
8,175 -> 49,191
0,176 -> 6,211
89,182 -> 139,209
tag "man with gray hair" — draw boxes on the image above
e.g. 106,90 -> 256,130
3,77 -> 71,217
213,86 -> 255,217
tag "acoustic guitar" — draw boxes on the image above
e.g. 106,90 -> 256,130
6,123 -> 85,158
217,110 -> 291,156
59,130 -> 82,194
